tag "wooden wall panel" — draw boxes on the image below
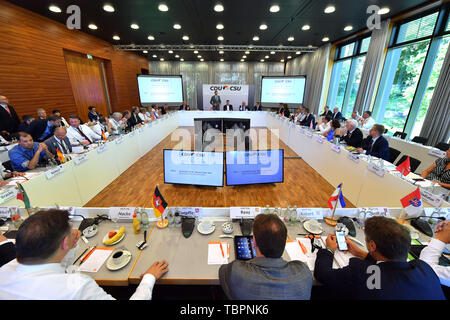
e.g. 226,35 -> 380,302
0,0 -> 148,121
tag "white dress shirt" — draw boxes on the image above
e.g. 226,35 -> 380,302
318,122 -> 331,134
92,123 -> 110,139
419,238 -> 450,287
138,112 -> 151,122
361,117 -> 375,130
109,118 -> 122,135
66,125 -> 101,147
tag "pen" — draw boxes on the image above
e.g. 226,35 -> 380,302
79,245 -> 97,265
73,247 -> 89,265
219,242 -> 225,258
298,240 -> 307,254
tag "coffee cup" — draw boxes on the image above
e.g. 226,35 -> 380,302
112,251 -> 124,264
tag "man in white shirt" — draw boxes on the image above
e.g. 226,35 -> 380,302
92,117 -> 111,139
0,209 -> 168,300
317,116 -> 331,134
66,115 -> 101,149
358,111 -> 375,130
420,221 -> 450,287
109,112 -> 125,135
351,111 -> 361,121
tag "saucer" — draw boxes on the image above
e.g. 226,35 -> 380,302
106,250 -> 132,271
197,221 -> 216,235
82,225 -> 98,238
303,219 -> 323,234
102,230 -> 125,246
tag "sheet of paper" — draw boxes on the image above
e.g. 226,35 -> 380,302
208,242 -> 229,265
296,238 -> 321,270
78,248 -> 114,273
285,240 -> 308,263
333,250 -> 357,268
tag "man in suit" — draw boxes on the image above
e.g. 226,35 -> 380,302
66,115 -> 101,149
87,106 -> 101,122
315,216 -> 445,300
30,116 -> 62,142
223,100 -> 233,111
356,124 -> 390,161
36,108 -> 47,120
179,101 -> 190,111
128,107 -> 144,128
0,233 -> 15,268
210,90 -> 221,111
17,115 -> 35,134
281,104 -> 290,118
219,214 -> 313,300
320,106 -> 333,118
300,107 -> 315,128
341,119 -> 363,148
253,102 -> 263,111
239,101 -> 248,111
44,126 -> 72,158
159,104 -> 168,115
331,107 -> 343,121
8,133 -> 54,172
0,96 -> 21,138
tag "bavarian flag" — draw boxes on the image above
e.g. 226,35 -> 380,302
101,130 -> 107,141
56,147 -> 66,164
152,186 -> 168,218
16,182 -> 31,209
400,187 -> 423,217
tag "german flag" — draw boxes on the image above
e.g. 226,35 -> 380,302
101,130 -> 107,141
56,147 -> 66,164
152,186 -> 168,218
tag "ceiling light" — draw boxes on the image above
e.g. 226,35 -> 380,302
287,36 -> 294,41
259,24 -> 268,30
200,58 -> 204,61
143,50 -> 148,54
322,37 -> 329,42
189,45 -> 195,48
88,24 -> 98,30
324,5 -> 335,13
197,55 -> 202,58
287,56 -> 292,59
220,58 -> 224,62
308,44 -> 313,47
243,55 -> 247,58
131,24 -> 139,30
103,4 -> 115,12
269,5 -> 280,13
216,24 -> 224,30
148,35 -> 155,40
217,36 -> 224,41
296,51 -> 301,55
180,58 -> 184,61
194,50 -> 199,54
302,25 -> 310,31
270,51 -> 275,54
253,36 -> 259,41
160,58 -> 164,61
245,51 -> 250,54
219,50 -> 224,54
175,55 -> 179,58
344,25 -> 353,31
49,5 -> 61,13
265,55 -> 269,59
260,59 -> 265,62
182,35 -> 189,41
152,55 -> 157,58
173,24 -> 181,29
158,3 -> 169,12
169,50 -> 173,54
378,7 -> 390,15
240,59 -> 244,62
214,4 -> 224,12
280,59 -> 285,62
113,35 -> 120,40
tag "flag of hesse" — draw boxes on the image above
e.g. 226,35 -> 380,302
328,183 -> 346,210
327,129 -> 334,142
400,187 -> 423,217
152,186 -> 168,218
56,148 -> 66,164
396,156 -> 411,176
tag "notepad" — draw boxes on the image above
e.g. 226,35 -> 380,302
286,238 -> 321,270
208,241 -> 229,265
78,247 -> 114,273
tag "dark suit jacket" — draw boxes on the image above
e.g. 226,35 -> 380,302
239,105 -> 248,111
219,257 -> 313,300
127,113 -> 143,128
159,107 -> 167,115
224,104 -> 233,111
44,135 -> 73,156
0,105 -> 20,134
331,112 -> 343,121
362,135 -> 390,161
281,108 -> 291,118
17,122 -> 32,134
210,95 -> 221,109
179,105 -> 190,110
253,105 -> 263,111
321,110 -> 333,118
343,128 -> 363,148
0,242 -> 16,267
30,119 -> 55,142
314,249 -> 445,300
300,114 -> 316,129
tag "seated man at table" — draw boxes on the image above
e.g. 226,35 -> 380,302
52,110 -> 69,128
30,115 -> 62,142
66,115 -> 101,149
109,112 -> 126,135
223,100 -> 233,111
253,102 -> 263,111
219,214 -> 313,300
0,233 -> 15,267
179,101 -> 190,111
320,106 -> 333,118
351,111 -> 361,121
341,119 -> 363,148
36,108 -> 47,120
314,216 -> 445,300
92,117 -> 112,139
420,147 -> 450,189
331,107 -> 343,121
0,209 -> 169,300
299,107 -> 315,128
8,133 -> 54,172
317,116 -> 331,134
44,126 -> 72,157
358,110 -> 375,130
355,124 -> 390,161
17,115 -> 34,134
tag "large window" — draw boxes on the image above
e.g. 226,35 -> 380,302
373,8 -> 450,139
327,36 -> 371,119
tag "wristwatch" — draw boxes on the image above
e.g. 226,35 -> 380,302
326,248 -> 335,255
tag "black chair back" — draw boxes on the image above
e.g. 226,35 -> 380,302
393,131 -> 407,139
2,161 -> 13,172
396,155 -> 421,173
434,142 -> 449,151
411,136 -> 428,145
389,147 -> 401,164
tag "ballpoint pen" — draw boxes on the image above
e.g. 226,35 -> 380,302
79,245 -> 97,265
73,247 -> 89,265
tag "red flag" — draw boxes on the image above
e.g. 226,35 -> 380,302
396,156 -> 411,176
400,187 -> 423,216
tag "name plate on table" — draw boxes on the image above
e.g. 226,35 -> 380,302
109,207 -> 135,222
115,136 -> 125,144
428,148 -> 446,158
297,208 -> 323,220
359,207 -> 390,218
73,154 -> 88,165
367,162 -> 385,177
304,131 -> 313,139
138,127 -> 145,133
177,207 -> 203,218
230,207 -> 261,219
0,146 -> 8,151
347,153 -> 360,163
331,144 -> 341,153
0,206 -> 18,218
420,188 -> 444,207
316,136 -> 324,144
97,144 -> 107,153
45,166 -> 65,180
0,189 -> 16,204
129,131 -> 136,137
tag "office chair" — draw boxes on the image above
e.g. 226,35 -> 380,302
389,147 -> 401,164
434,142 -> 450,151
393,131 -> 407,140
396,155 -> 421,173
2,161 -> 13,172
411,136 -> 428,145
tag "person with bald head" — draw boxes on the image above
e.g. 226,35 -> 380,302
0,95 -> 21,138
36,108 -> 47,120
44,126 -> 72,159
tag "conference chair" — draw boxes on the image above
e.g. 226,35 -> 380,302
393,131 -> 407,140
389,147 -> 401,164
2,161 -> 13,172
396,155 -> 421,173
435,142 -> 450,151
411,136 -> 428,145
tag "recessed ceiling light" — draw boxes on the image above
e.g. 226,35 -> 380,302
308,44 -> 313,47
270,51 -> 275,54
344,25 -> 353,31
280,59 -> 285,62
265,55 -> 269,59
197,55 -> 202,58
88,24 -> 98,30
216,24 -> 224,30
245,51 -> 250,54
287,55 -> 292,59
324,5 -> 335,14
143,50 -> 148,54
49,5 -> 61,13
219,50 -> 224,54
152,54 -> 157,58
200,58 -> 204,61
180,58 -> 184,61
260,59 -> 265,62
269,5 -> 280,13
175,54 -> 179,58
148,35 -> 155,40
296,51 -> 301,55
259,24 -> 268,30
182,35 -> 189,41
220,58 -> 224,62
214,4 -> 224,12
173,24 -> 181,29
194,50 -> 199,54
378,7 -> 390,15
287,36 -> 294,41
169,50 -> 174,54
158,3 -> 169,12
103,4 -> 115,12
302,25 -> 310,31
113,35 -> 120,40
160,58 -> 164,61
253,36 -> 259,41
243,55 -> 247,58
322,37 -> 329,42
240,59 -> 244,62
217,36 -> 224,41
131,24 -> 139,30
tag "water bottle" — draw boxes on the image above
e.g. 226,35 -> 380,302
141,209 -> 149,229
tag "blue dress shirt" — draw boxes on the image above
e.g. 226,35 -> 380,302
8,143 -> 47,172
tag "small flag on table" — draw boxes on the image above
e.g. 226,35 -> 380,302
327,129 -> 334,142
396,156 -> 411,176
328,183 -> 346,210
152,186 -> 168,218
309,120 -> 314,130
101,130 -> 107,141
400,187 -> 423,218
56,147 -> 66,164
16,182 -> 31,209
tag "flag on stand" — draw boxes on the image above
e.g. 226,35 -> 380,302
56,147 -> 66,164
16,182 -> 31,209
400,187 -> 423,217
328,183 -> 346,210
396,156 -> 411,176
101,130 -> 107,141
309,120 -> 314,130
152,186 -> 168,218
327,129 -> 334,142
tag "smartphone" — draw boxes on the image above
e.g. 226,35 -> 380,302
234,236 -> 257,260
335,231 -> 348,251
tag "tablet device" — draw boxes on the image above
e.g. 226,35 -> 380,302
234,236 -> 257,260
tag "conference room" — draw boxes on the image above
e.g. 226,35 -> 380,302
0,0 -> 449,306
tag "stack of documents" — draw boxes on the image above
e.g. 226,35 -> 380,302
208,241 -> 230,265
